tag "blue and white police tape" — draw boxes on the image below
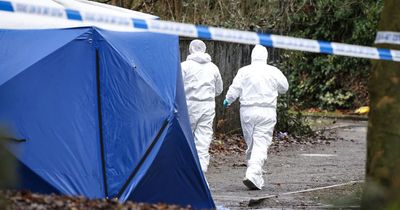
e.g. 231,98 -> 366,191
143,19 -> 400,62
1,0 -> 399,62
375,31 -> 400,46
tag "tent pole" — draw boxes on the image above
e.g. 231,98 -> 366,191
115,119 -> 169,199
96,49 -> 109,199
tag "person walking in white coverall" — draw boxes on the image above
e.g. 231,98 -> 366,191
223,45 -> 288,190
181,39 -> 223,173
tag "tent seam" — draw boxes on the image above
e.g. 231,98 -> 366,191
94,29 -> 171,108
0,27 -> 93,87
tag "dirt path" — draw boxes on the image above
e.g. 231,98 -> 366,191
207,120 -> 367,209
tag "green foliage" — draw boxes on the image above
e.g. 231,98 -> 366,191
100,0 -> 383,136
0,129 -> 16,190
276,100 -> 313,137
102,0 -> 382,110
319,90 -> 354,110
279,0 -> 383,110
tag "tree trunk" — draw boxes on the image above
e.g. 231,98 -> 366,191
240,0 -> 248,16
110,0 -> 118,6
173,0 -> 182,21
362,0 -> 400,209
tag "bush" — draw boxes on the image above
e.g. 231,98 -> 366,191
279,0 -> 383,110
276,100 -> 313,138
105,0 -> 382,110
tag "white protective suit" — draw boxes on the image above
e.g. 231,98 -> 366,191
181,40 -> 223,173
225,45 -> 289,190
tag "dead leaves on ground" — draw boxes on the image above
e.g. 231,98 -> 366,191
0,190 -> 191,210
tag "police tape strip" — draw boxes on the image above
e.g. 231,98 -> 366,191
375,31 -> 400,45
1,0 -> 400,62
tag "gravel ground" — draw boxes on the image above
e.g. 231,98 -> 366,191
207,119 -> 367,209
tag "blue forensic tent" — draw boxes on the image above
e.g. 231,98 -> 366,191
0,1 -> 214,209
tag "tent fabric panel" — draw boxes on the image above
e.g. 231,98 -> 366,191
0,29 -> 104,198
8,153 -> 60,194
171,39 -> 210,198
96,33 -> 171,198
115,120 -> 170,202
0,26 -> 215,207
96,29 -> 179,107
173,57 -> 199,156
126,118 -> 215,209
0,28 -> 91,86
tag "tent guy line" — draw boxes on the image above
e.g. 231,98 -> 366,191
1,0 -> 399,62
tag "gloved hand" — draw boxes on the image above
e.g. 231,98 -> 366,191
223,99 -> 229,108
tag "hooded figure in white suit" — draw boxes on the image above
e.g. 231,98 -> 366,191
181,40 -> 223,173
224,45 -> 288,190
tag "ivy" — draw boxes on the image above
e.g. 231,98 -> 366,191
279,0 -> 383,110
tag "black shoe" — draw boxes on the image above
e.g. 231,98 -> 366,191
243,178 -> 261,190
